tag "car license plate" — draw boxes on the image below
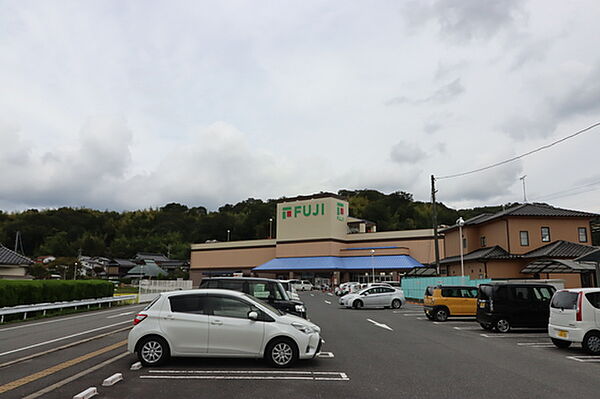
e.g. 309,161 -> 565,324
479,302 -> 485,308
557,330 -> 568,338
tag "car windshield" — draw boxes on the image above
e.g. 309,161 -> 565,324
241,293 -> 285,316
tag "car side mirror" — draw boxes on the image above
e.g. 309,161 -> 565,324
361,292 -> 368,296
248,311 -> 259,321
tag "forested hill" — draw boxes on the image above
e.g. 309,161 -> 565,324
0,189 -> 528,259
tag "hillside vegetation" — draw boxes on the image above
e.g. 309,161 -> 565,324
0,190 -> 551,260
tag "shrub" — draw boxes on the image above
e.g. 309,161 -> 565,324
0,280 -> 114,307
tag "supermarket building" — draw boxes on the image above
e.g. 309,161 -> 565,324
190,194 -> 438,286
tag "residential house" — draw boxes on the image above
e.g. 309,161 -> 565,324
440,203 -> 598,287
0,244 -> 34,279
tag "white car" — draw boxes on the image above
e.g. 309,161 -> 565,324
548,288 -> 600,354
278,280 -> 300,301
128,289 -> 322,367
339,286 -> 405,309
292,280 -> 313,291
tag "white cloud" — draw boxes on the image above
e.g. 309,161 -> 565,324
1,0 -> 600,214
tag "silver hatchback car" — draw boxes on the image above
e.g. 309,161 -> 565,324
339,286 -> 405,309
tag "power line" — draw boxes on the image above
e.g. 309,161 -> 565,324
534,177 -> 600,202
436,121 -> 600,180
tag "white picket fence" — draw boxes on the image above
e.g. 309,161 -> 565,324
139,280 -> 193,303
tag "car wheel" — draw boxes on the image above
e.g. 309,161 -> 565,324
265,338 -> 298,368
551,338 -> 571,349
391,299 -> 402,309
479,322 -> 493,331
582,332 -> 600,355
353,300 -> 364,309
138,336 -> 170,367
434,308 -> 448,322
495,319 -> 510,333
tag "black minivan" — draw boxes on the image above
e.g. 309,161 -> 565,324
199,277 -> 307,319
477,282 -> 556,333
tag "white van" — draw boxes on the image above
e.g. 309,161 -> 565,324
548,288 -> 600,354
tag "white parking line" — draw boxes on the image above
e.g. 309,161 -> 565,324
480,333 -> 549,338
366,318 -> 393,331
324,300 -> 331,304
106,312 -> 134,319
567,356 -> 600,362
142,370 -> 350,381
416,317 -> 429,320
0,320 -> 130,357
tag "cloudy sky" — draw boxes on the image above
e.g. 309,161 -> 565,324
1,0 -> 600,213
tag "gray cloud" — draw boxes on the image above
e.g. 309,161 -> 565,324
502,62 -> 600,139
440,160 -> 524,202
390,141 -> 427,164
404,0 -> 524,42
424,121 -> 442,134
386,78 -> 464,106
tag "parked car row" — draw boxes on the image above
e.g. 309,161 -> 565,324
422,282 -> 600,355
128,277 -> 319,368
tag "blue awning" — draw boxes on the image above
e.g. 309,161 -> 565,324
253,255 -> 423,271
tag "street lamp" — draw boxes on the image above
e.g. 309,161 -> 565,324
73,262 -> 78,280
227,229 -> 231,241
370,249 -> 375,283
457,217 -> 465,281
269,218 -> 273,239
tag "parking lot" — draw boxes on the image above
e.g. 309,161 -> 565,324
3,291 -> 600,398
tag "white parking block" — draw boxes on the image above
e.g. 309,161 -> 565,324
324,300 -> 331,304
73,387 -> 98,399
130,361 -> 142,370
517,342 -> 555,348
317,352 -> 335,358
102,373 -> 123,386
453,326 -> 482,330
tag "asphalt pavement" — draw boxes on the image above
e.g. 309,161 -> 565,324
2,292 -> 600,398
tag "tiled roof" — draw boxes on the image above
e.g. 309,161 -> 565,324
522,240 -> 598,259
576,248 -> 600,262
0,244 -> 34,265
440,246 -> 514,264
441,203 -> 598,232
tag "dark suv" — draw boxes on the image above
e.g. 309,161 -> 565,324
199,277 -> 307,318
477,282 -> 556,332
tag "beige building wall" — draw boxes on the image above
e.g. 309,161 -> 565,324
191,246 -> 276,269
275,241 -> 345,258
507,218 -> 592,254
277,197 -> 349,241
479,221 -> 509,250
444,217 -> 593,257
546,273 -> 582,289
445,260 -> 530,280
0,265 -> 28,277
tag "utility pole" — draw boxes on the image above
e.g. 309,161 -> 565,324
520,175 -> 527,203
431,175 -> 441,274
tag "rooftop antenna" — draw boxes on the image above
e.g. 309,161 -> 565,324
519,175 -> 528,203
14,231 -> 25,255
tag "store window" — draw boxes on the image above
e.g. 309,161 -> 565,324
579,227 -> 588,243
541,227 -> 550,242
520,231 -> 529,246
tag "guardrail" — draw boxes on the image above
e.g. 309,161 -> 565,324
0,295 -> 138,323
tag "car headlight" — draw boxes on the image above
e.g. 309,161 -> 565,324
291,322 -> 315,334
295,304 -> 306,313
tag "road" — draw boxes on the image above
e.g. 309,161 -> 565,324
2,292 -> 600,398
